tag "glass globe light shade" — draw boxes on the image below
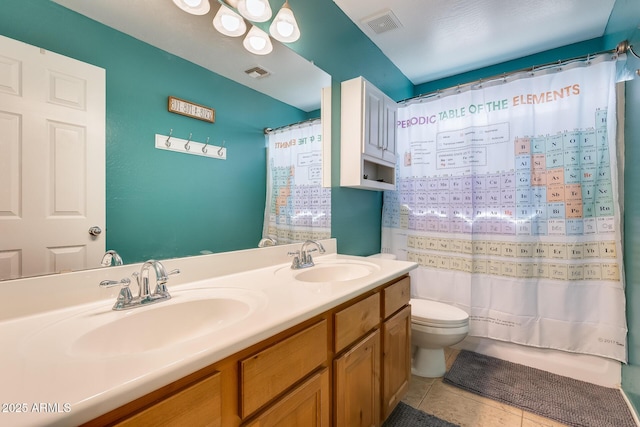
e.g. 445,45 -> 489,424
237,0 -> 272,22
243,25 -> 273,55
172,0 -> 210,15
269,1 -> 300,43
213,4 -> 247,37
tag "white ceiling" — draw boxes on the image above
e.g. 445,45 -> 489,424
333,0 -> 617,84
52,0 -> 618,109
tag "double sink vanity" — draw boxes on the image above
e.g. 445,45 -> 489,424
0,239 -> 417,426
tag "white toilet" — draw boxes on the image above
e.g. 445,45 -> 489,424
410,298 -> 469,378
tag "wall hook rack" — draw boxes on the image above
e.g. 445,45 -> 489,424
155,132 -> 226,160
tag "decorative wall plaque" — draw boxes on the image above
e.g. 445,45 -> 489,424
168,96 -> 215,123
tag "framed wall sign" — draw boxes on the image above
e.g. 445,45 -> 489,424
168,96 -> 215,123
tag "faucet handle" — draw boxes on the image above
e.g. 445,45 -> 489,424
99,278 -> 131,288
155,268 -> 180,295
100,278 -> 133,309
288,251 -> 301,269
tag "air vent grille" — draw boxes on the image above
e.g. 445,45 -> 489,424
245,66 -> 270,79
363,9 -> 402,35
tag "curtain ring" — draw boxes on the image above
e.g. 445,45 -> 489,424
184,133 -> 192,151
202,137 -> 209,154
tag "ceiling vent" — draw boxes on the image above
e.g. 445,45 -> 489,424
244,66 -> 270,79
362,9 -> 402,35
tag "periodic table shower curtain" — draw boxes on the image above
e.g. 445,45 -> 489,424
262,119 -> 331,245
381,54 -> 628,362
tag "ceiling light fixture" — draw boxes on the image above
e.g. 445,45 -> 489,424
213,3 -> 246,37
237,0 -> 272,22
243,25 -> 273,55
172,0 -> 301,55
172,0 -> 211,15
269,1 -> 300,43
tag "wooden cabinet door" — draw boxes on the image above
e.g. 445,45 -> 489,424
334,330 -> 381,427
382,305 -> 411,419
115,371 -> 222,427
243,369 -> 329,427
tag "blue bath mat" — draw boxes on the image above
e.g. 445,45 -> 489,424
444,350 -> 636,427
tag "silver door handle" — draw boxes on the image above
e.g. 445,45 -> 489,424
89,226 -> 102,236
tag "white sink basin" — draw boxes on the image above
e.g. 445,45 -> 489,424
276,259 -> 380,283
20,287 -> 267,359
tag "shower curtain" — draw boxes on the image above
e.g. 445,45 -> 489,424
262,120 -> 331,245
381,55 -> 627,362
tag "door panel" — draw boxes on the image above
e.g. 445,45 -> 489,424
0,35 -> 105,280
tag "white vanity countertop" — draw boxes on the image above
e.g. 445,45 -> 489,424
0,243 -> 417,426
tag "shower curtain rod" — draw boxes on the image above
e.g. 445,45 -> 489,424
264,117 -> 320,134
399,40 -> 632,105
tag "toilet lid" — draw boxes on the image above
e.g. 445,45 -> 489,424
410,298 -> 469,327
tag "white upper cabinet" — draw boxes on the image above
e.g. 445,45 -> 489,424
363,81 -> 397,164
341,77 -> 397,191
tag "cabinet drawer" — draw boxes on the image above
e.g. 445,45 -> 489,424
335,293 -> 380,353
240,320 -> 328,419
115,371 -> 221,427
383,276 -> 410,319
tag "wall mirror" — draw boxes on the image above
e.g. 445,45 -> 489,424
0,0 -> 331,281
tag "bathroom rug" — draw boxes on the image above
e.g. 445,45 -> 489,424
444,350 -> 636,427
382,402 -> 460,427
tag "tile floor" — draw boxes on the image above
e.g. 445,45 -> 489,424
401,348 -> 570,427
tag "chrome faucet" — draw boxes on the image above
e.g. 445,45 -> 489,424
99,260 -> 180,310
258,236 -> 278,247
100,250 -> 123,267
288,240 -> 326,269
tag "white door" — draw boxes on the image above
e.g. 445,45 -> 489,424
0,35 -> 105,280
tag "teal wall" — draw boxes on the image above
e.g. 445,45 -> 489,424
413,38 -> 613,96
0,0 -> 308,263
622,32 -> 640,414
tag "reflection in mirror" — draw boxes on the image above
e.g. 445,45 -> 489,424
262,119 -> 331,246
258,237 -> 278,247
100,251 -> 124,267
0,0 -> 331,281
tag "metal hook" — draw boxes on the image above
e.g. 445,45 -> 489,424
184,133 -> 192,151
218,140 -> 226,156
202,137 -> 210,154
165,129 -> 173,147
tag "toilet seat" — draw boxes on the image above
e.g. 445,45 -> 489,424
410,298 -> 469,328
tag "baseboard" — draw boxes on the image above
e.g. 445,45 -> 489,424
620,389 -> 640,426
